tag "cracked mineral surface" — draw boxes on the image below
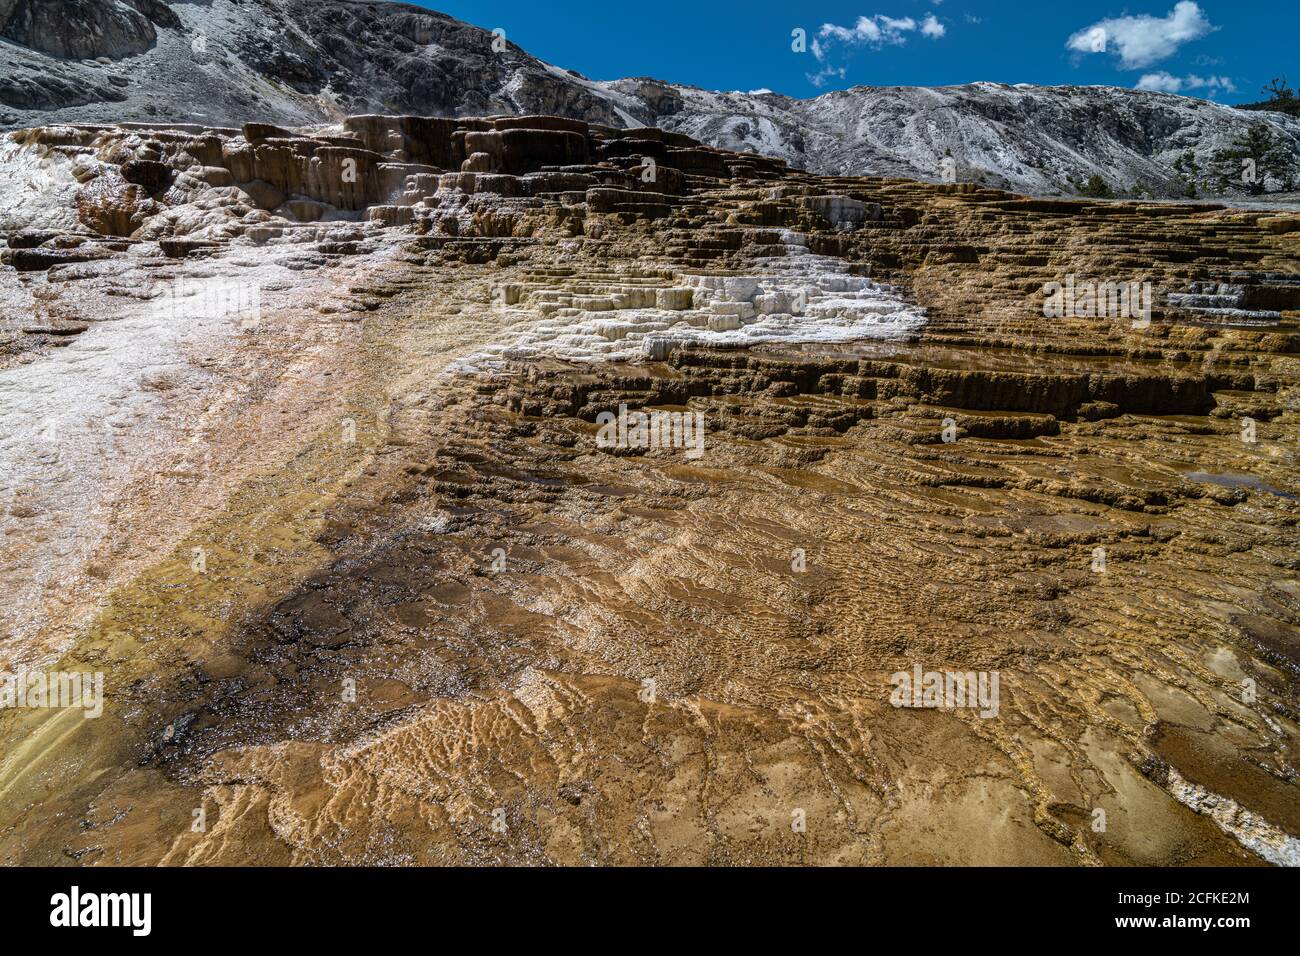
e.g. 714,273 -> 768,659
0,113 -> 1297,866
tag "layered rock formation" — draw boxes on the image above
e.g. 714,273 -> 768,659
0,113 -> 1298,866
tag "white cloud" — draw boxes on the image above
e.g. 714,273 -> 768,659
1066,1 -> 1216,69
808,11 -> 948,86
813,15 -> 918,60
807,64 -> 848,88
879,16 -> 916,33
1135,71 -> 1236,94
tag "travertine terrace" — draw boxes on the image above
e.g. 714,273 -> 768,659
0,114 -> 1298,865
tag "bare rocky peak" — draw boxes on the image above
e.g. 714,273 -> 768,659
1,0 -> 1297,199
605,79 -> 1300,199
0,0 -> 624,127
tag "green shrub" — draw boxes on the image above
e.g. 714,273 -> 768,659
1078,175 -> 1115,199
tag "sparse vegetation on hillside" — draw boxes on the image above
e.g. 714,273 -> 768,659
1208,123 -> 1294,194
1076,174 -> 1116,199
1237,76 -> 1300,119
1172,151 -> 1199,198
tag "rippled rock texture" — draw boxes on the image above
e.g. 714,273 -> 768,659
0,114 -> 1298,866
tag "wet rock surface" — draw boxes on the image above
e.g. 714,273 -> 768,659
0,114 -> 1297,866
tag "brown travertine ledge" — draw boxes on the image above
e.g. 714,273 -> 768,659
0,114 -> 1296,866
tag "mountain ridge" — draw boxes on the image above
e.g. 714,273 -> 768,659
2,0 -> 1298,198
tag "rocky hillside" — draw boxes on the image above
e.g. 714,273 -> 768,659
3,0 -> 1298,198
0,0 -> 625,128
598,79 -> 1300,199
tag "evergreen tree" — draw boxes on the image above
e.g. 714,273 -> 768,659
1209,124 -> 1291,194
1078,174 -> 1115,199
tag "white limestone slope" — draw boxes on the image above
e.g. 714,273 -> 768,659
450,233 -> 925,374
0,137 -> 82,234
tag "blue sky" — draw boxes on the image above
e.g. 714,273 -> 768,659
418,1 -> 1294,103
